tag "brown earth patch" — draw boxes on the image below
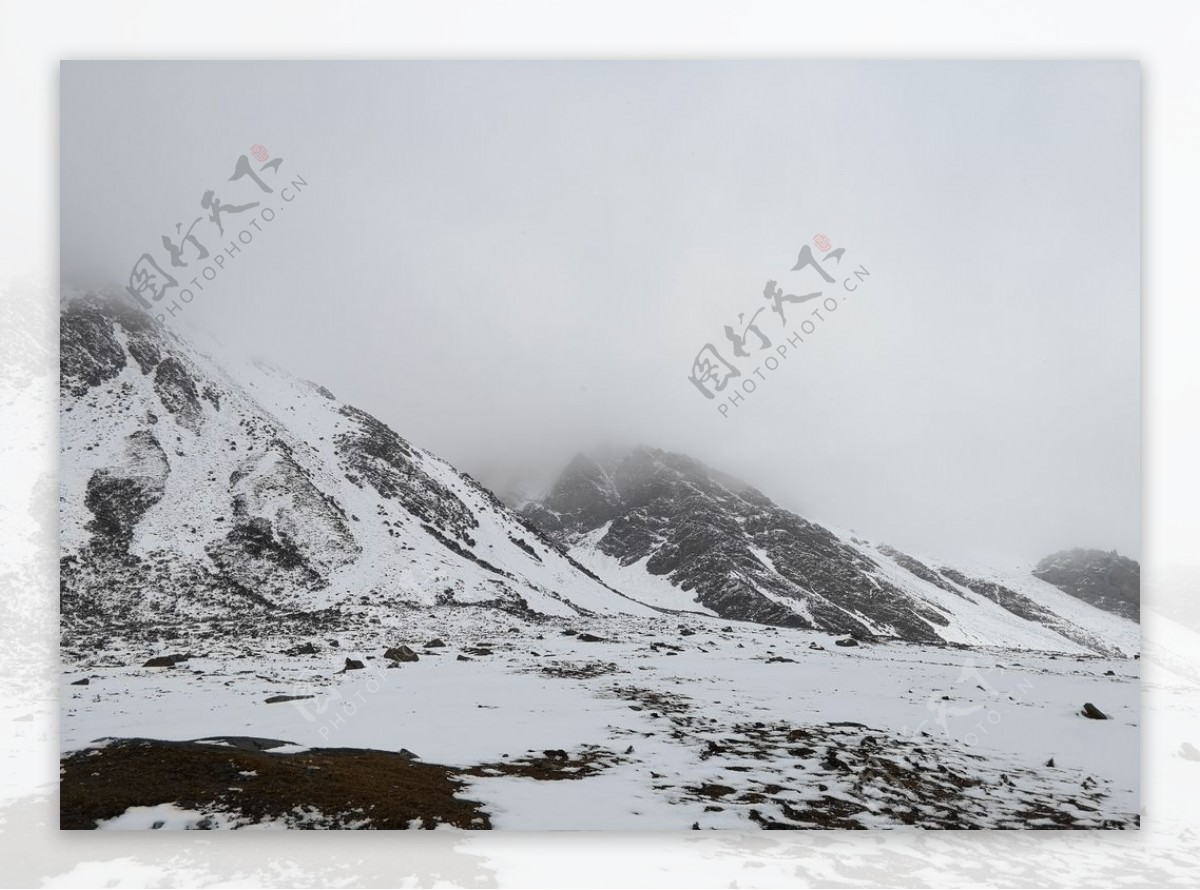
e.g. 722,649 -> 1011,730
60,738 -> 490,830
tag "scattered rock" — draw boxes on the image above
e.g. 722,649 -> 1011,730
284,642 -> 319,656
834,638 -> 859,648
576,633 -> 605,643
1103,670 -> 1115,676
809,642 -> 825,650
70,678 -> 90,686
457,654 -> 473,662
341,658 -> 365,672
384,645 -> 419,663
1045,757 -> 1055,768
542,749 -> 569,761
1080,702 -> 1109,720
264,694 -> 315,705
143,653 -> 190,668
424,638 -> 446,648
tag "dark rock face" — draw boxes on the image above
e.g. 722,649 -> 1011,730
153,357 -> 204,432
208,442 -> 361,597
84,430 -> 169,548
335,405 -> 478,546
523,454 -> 622,535
60,300 -> 127,395
205,516 -> 322,596
524,447 -> 947,642
1033,549 -> 1140,622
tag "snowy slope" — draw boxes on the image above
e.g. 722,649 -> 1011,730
59,293 -> 1136,660
60,293 -> 657,643
58,293 -> 1141,831
522,448 -> 1139,656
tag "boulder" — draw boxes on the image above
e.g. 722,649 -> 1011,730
284,642 -> 319,656
384,645 -> 419,663
143,653 -> 190,667
1080,702 -> 1108,720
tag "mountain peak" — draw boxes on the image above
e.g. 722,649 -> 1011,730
520,445 -> 1138,655
1033,548 -> 1140,620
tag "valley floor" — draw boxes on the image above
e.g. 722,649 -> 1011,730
60,610 -> 1139,830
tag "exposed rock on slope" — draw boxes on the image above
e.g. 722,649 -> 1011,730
59,293 -> 657,647
522,448 -> 1138,655
1034,549 -> 1140,621
59,293 -> 1138,658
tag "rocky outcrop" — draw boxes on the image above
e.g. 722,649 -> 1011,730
1034,549 -> 1140,621
524,447 -> 947,641
59,293 -> 654,649
84,430 -> 169,548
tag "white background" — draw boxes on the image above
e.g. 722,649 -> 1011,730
2,1 -> 1198,886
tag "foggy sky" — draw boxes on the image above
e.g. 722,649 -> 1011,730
60,61 -> 1140,565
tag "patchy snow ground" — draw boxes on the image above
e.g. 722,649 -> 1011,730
61,608 -> 1138,829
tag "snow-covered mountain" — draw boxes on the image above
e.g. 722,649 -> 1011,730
58,293 -> 1141,830
59,294 -> 657,647
60,293 -> 1136,660
521,448 -> 1139,656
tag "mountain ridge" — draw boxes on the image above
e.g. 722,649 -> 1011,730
59,293 -> 660,651
60,294 -> 1137,658
520,446 -> 1139,656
